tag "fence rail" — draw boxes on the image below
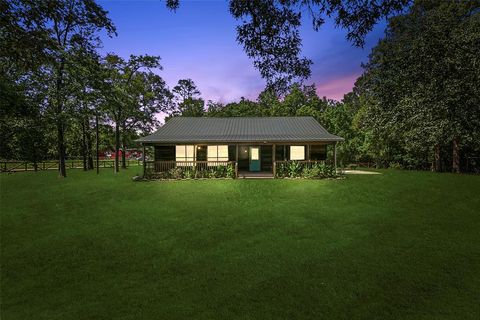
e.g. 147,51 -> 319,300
0,159 -> 142,173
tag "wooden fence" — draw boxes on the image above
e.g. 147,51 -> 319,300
0,159 -> 142,173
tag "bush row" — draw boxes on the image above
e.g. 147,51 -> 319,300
275,162 -> 337,179
146,164 -> 235,180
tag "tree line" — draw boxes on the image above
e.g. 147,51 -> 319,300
167,1 -> 480,173
0,0 -> 176,176
1,0 -> 479,175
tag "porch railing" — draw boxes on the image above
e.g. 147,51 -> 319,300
145,160 -> 238,177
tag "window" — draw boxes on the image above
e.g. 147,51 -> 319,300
155,146 -> 175,161
176,145 -> 195,162
290,146 -> 305,160
207,145 -> 229,162
228,145 -> 236,161
275,145 -> 289,161
310,145 -> 327,160
250,147 -> 259,160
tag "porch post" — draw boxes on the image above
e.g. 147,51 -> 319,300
235,144 -> 239,178
272,144 -> 276,178
142,143 -> 146,177
334,142 -> 337,172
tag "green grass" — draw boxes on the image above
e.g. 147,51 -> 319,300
1,169 -> 479,320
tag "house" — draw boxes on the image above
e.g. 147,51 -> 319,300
137,117 -> 343,177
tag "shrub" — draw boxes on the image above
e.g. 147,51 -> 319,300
389,162 -> 403,170
302,166 -> 321,179
275,163 -> 288,178
168,167 -> 183,179
226,163 -> 236,179
196,169 -> 208,179
207,168 -> 217,179
183,168 -> 196,179
288,161 -> 302,178
301,162 -> 337,179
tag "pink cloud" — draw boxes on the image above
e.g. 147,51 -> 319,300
314,73 -> 360,101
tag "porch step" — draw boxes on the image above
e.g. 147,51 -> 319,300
238,172 -> 274,179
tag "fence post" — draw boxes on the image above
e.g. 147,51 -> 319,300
25,162 -> 28,171
235,162 -> 238,178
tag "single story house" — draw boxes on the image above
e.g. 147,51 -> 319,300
137,116 -> 343,177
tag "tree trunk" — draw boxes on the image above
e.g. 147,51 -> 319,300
433,144 -> 442,172
85,117 -> 94,170
114,120 -> 120,173
121,122 -> 127,169
32,140 -> 38,172
96,113 -> 99,174
81,118 -> 87,171
452,137 -> 460,173
58,122 -> 67,177
56,59 -> 67,178
87,133 -> 94,170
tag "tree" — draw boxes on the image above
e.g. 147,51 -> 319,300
2,0 -> 116,177
121,71 -> 172,166
177,98 -> 205,117
172,79 -> 200,102
102,54 -> 166,172
358,0 -> 480,172
167,79 -> 204,118
166,0 -> 410,93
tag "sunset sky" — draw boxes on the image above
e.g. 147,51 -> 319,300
98,0 -> 386,103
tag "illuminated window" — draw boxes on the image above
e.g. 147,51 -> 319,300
251,147 -> 259,160
176,145 -> 195,162
290,146 -> 305,160
208,145 -> 229,162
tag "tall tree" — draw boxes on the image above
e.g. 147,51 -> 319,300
121,71 -> 172,166
102,54 -> 164,172
2,0 -> 116,177
359,0 -> 480,172
172,79 -> 200,102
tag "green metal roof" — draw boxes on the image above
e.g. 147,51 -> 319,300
137,117 -> 343,144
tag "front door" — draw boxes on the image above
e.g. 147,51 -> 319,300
249,146 -> 261,171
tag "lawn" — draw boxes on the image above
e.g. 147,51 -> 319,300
1,169 -> 479,320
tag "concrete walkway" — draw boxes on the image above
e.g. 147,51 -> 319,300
343,170 -> 381,175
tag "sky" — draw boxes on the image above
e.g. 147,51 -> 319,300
98,0 -> 387,103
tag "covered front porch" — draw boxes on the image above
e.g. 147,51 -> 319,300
142,142 -> 339,178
